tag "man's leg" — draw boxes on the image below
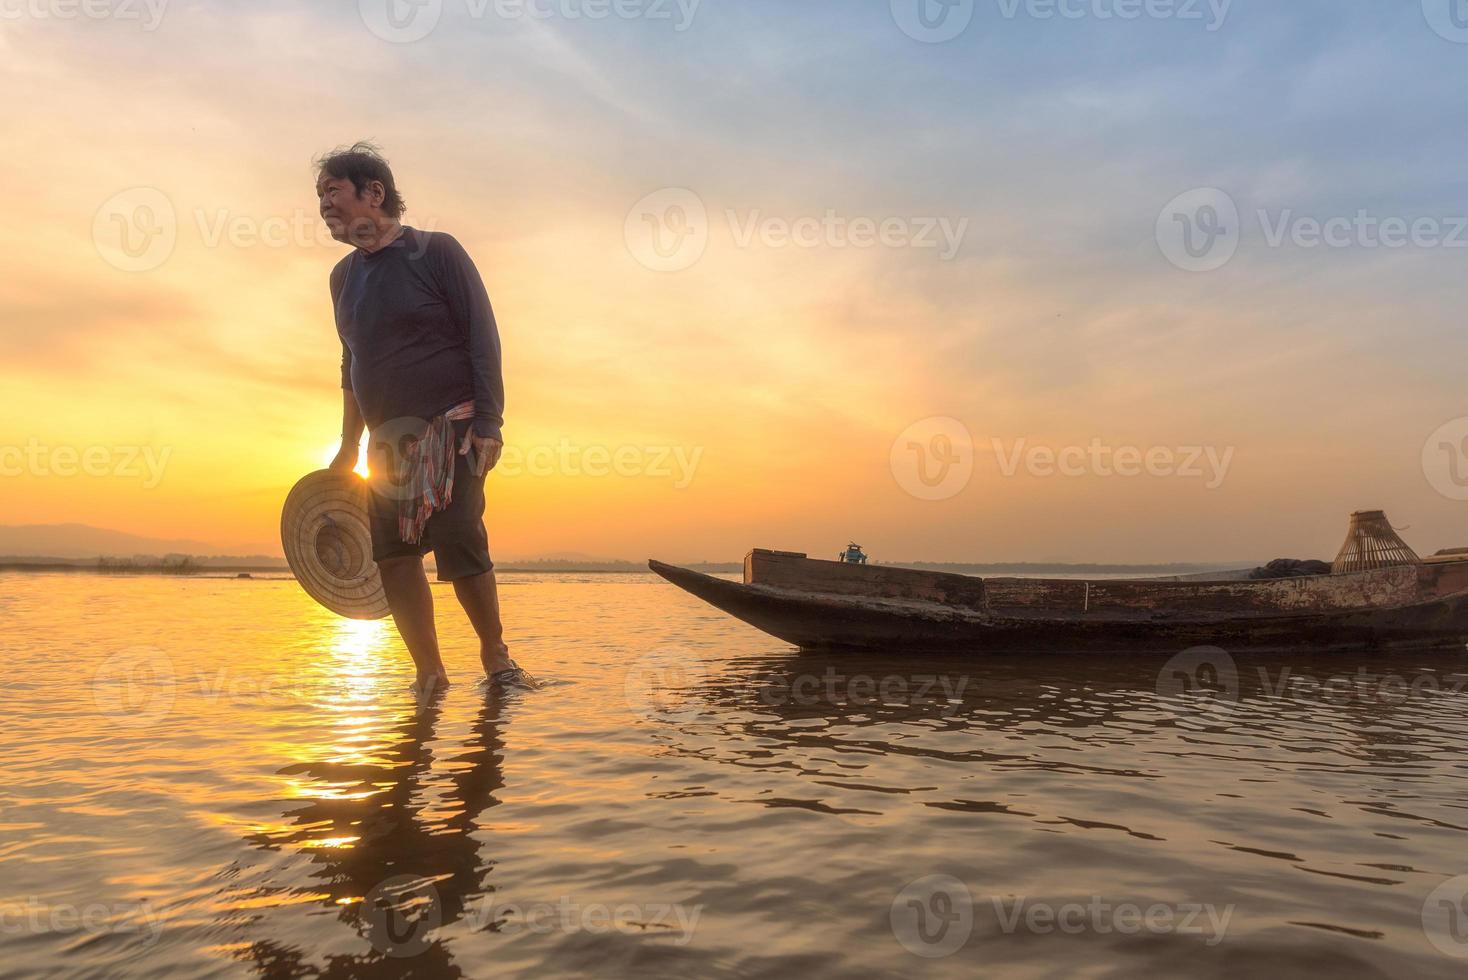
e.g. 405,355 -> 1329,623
451,570 -> 512,676
378,555 -> 450,688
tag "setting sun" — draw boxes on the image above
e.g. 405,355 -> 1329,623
320,442 -> 371,480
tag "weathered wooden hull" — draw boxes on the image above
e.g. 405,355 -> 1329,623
648,551 -> 1468,654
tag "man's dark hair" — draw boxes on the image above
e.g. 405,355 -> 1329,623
314,141 -> 407,218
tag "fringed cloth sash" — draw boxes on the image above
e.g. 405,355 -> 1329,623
393,399 -> 477,544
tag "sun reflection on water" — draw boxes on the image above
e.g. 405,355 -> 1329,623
328,618 -> 391,680
268,616 -> 411,811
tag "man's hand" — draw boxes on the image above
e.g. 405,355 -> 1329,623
459,429 -> 503,477
328,443 -> 360,475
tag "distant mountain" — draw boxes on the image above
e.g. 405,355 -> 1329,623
0,523 -> 278,560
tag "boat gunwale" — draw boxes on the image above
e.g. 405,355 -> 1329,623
647,559 -> 1468,653
650,558 -> 1468,623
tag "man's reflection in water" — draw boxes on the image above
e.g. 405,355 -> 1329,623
232,689 -> 512,977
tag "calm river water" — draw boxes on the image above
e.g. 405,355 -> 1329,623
4,571 -> 1468,978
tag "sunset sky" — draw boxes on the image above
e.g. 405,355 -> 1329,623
3,1 -> 1467,563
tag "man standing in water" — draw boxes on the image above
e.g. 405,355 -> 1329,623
318,142 -> 534,694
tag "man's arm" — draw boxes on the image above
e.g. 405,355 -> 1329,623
432,234 -> 505,443
330,358 -> 366,473
329,260 -> 365,474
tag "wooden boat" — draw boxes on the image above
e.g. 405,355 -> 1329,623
648,548 -> 1468,653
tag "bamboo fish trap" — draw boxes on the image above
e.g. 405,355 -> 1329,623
1332,510 -> 1421,574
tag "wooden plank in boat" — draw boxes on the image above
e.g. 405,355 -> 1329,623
744,549 -> 989,610
746,549 -> 1447,617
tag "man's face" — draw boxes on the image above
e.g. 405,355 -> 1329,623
317,173 -> 384,244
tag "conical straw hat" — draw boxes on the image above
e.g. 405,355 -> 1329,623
280,469 -> 390,619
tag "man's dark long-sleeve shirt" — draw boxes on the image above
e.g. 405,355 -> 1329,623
331,227 -> 504,442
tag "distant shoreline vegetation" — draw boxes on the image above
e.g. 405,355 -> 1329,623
97,555 -> 199,574
0,555 -> 288,574
0,555 -> 1256,577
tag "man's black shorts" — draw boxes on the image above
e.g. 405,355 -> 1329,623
367,418 -> 494,582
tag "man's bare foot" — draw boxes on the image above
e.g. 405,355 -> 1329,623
488,661 -> 539,692
481,643 -> 538,691
480,642 -> 512,676
412,670 -> 451,698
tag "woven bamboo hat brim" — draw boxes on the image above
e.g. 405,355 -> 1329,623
280,469 -> 390,619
